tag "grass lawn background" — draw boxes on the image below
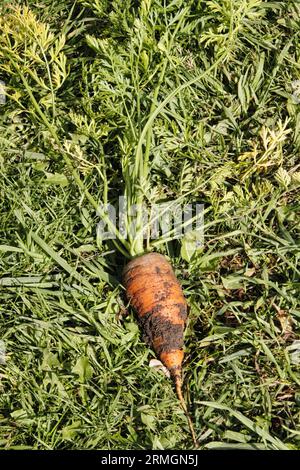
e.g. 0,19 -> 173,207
0,0 -> 299,449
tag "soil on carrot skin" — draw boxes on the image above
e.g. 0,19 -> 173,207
123,252 -> 188,361
138,305 -> 187,354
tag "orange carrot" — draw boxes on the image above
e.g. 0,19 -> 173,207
123,252 -> 198,447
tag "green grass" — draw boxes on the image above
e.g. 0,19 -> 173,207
0,0 -> 300,450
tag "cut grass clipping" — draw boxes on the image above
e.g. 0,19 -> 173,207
0,0 -> 300,450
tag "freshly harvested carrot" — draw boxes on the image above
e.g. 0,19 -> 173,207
123,252 -> 198,447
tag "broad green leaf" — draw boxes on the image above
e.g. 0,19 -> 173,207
44,172 -> 69,186
72,356 -> 94,383
41,350 -> 61,371
181,231 -> 203,262
141,413 -> 156,432
221,276 -> 243,290
62,421 -> 81,441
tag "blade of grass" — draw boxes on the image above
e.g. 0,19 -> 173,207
197,401 -> 290,450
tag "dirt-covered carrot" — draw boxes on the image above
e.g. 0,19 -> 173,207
123,252 -> 198,447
